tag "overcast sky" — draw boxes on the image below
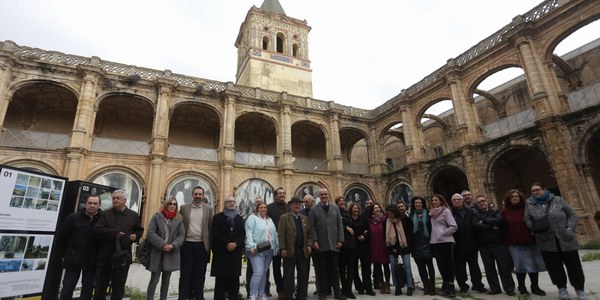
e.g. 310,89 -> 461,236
0,0 -> 597,110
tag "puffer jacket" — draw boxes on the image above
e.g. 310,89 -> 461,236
524,193 -> 579,252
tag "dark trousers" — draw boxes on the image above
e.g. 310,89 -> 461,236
272,254 -> 284,294
246,259 -> 270,296
414,257 -> 435,283
479,244 -> 515,293
453,250 -> 485,289
214,275 -> 241,300
353,255 -> 373,292
94,260 -> 129,300
314,251 -> 342,295
283,249 -> 309,300
178,241 -> 209,300
338,249 -> 357,294
540,249 -> 585,290
60,267 -> 96,300
372,263 -> 390,286
431,242 -> 455,285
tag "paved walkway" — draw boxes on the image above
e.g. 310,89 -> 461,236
126,250 -> 600,299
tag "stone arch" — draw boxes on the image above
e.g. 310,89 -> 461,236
428,164 -> 469,203
234,178 -> 275,219
379,121 -> 405,171
95,91 -> 155,112
414,97 -> 454,123
293,181 -> 325,202
576,115 -> 600,212
170,100 -> 222,121
164,172 -> 218,209
386,181 -> 413,206
291,120 -> 327,171
235,111 -> 278,156
93,93 -> 155,141
343,183 -> 374,208
4,80 -> 79,132
544,15 -> 600,62
339,127 -> 370,173
169,102 -> 222,149
276,31 -> 286,53
87,166 -> 146,214
487,145 -> 557,206
6,79 -> 80,102
1,159 -> 61,175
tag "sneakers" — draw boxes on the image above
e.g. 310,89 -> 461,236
576,289 -> 587,300
559,288 -> 570,300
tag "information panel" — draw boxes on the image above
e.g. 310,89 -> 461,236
0,165 -> 67,298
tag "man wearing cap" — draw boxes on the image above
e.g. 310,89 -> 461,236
278,196 -> 313,300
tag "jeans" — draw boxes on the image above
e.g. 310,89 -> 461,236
389,254 -> 414,288
248,249 -> 274,298
147,271 -> 172,300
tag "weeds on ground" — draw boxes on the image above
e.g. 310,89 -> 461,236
582,252 -> 600,261
125,286 -> 146,300
580,240 -> 600,249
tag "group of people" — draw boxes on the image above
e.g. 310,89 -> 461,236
56,182 -> 589,300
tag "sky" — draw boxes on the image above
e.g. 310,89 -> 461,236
0,0 -> 597,110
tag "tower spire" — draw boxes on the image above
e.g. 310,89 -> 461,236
260,0 -> 286,15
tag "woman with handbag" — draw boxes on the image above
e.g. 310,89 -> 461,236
501,189 -> 546,296
524,182 -> 587,300
384,204 -> 413,296
245,202 -> 279,300
145,196 -> 186,300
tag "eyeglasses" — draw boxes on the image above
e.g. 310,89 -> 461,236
167,202 -> 177,206
531,188 -> 543,192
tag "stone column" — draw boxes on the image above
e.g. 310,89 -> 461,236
368,126 -> 384,175
328,110 -> 343,173
145,80 -> 174,221
515,36 -> 568,116
0,61 -> 13,129
65,66 -> 102,180
446,68 -> 483,145
400,106 -> 423,164
280,101 -> 293,169
461,146 -> 486,199
221,94 -> 236,163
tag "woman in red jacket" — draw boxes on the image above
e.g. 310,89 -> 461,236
500,189 -> 546,296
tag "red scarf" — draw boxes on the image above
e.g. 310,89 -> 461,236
162,207 -> 176,219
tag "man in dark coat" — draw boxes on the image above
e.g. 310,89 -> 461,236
56,194 -> 102,300
309,188 -> 347,300
94,189 -> 143,300
267,187 -> 291,299
211,196 -> 246,300
450,193 -> 488,293
472,195 -> 515,297
278,196 -> 313,300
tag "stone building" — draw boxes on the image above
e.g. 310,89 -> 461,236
0,0 -> 599,240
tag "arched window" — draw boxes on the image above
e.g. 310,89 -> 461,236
262,36 -> 269,50
92,170 -> 143,213
292,44 -> 299,57
166,175 -> 216,208
276,32 -> 285,53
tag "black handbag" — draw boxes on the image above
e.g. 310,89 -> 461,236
394,263 -> 407,288
136,238 -> 152,268
530,204 -> 551,234
112,239 -> 132,268
256,241 -> 271,253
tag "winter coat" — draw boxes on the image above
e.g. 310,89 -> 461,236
410,210 -> 432,259
472,207 -> 505,246
429,207 -> 457,244
524,193 -> 579,252
368,218 -> 389,264
501,205 -> 535,245
245,214 -> 280,254
350,214 -> 371,259
146,212 -> 185,272
451,207 -> 479,254
94,207 -> 144,264
55,209 -> 102,270
341,211 -> 357,250
309,202 -> 344,253
397,214 -> 413,255
211,212 -> 245,277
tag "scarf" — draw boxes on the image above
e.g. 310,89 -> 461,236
223,207 -> 238,220
386,218 -> 407,248
533,191 -> 550,204
412,209 -> 430,238
162,208 -> 176,220
429,206 -> 443,219
371,211 -> 383,224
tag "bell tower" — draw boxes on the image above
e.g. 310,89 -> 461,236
235,0 -> 313,98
